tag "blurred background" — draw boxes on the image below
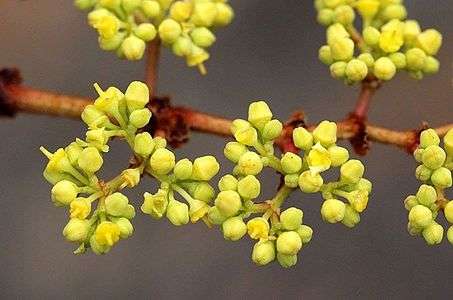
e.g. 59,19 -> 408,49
1,0 -> 452,299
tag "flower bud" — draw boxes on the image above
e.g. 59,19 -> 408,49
170,1 -> 192,22
134,132 -> 155,157
188,198 -> 209,223
280,207 -> 303,231
299,170 -> 324,193
63,219 -> 90,242
150,148 -> 176,175
328,145 -> 349,167
234,126 -> 258,146
207,206 -> 227,225
213,3 -> 234,26
191,2 -> 217,27
431,167 -> 452,188
74,0 -> 96,10
133,23 -> 157,42
191,156 -> 220,181
237,151 -> 263,175
307,143 -> 332,173
381,4 -> 407,21
285,174 -> 299,188
326,23 -> 349,44
415,184 -> 437,207
69,197 -> 91,219
166,200 -> 189,226
173,159 -> 193,180
330,61 -> 347,79
423,56 -> 440,75
346,190 -> 369,213
215,191 -> 242,217
252,241 -> 276,266
407,222 -> 423,236
355,0 -> 380,20
317,9 -> 334,26
141,190 -> 168,219
95,221 -> 121,246
86,128 -> 109,149
281,152 -> 302,174
297,225 -> 313,244
142,0 -> 161,18
334,5 -> 355,25
129,108 -> 152,128
445,201 -> 453,223
422,145 -> 446,170
105,193 -> 129,217
340,159 -> 365,184
237,175 -> 261,199
420,129 -> 440,148
373,57 -> 396,81
122,0 -> 141,12
341,204 -> 360,228
262,119 -> 283,141
121,35 -> 146,60
277,253 -> 298,268
218,174 -> 238,191
358,53 -> 374,68
443,129 -> 453,155
120,168 -> 140,188
81,105 -> 107,127
247,101 -> 273,130
329,37 -> 354,61
293,127 -> 313,151
404,195 -> 419,211
388,52 -> 406,69
379,20 -> 404,53
415,165 -> 432,182
158,18 -> 182,44
406,48 -> 427,71
224,142 -> 247,163
186,45 -> 209,69
89,234 -> 110,255
125,81 -> 149,112
172,36 -> 193,57
276,231 -> 302,255
113,217 -> 133,239
247,217 -> 270,239
51,180 -> 79,206
318,45 -> 333,65
345,59 -> 368,82
78,147 -> 103,173
313,121 -> 337,147
447,226 -> 453,245
417,29 -> 442,56
422,222 -> 444,245
408,205 -> 433,229
190,27 -> 216,48
321,199 -> 346,223
222,216 -> 247,241
363,26 -> 380,46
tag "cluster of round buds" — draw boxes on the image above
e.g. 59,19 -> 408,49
404,128 -> 453,246
315,0 -> 443,84
290,121 -> 372,227
41,81 -> 153,254
76,0 -> 234,73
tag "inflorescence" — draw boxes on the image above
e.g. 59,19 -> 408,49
41,83 -> 371,267
405,129 -> 453,246
75,0 -> 234,73
315,0 -> 443,84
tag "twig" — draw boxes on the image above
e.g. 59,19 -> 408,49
1,68 -> 452,154
145,39 -> 161,96
352,78 -> 380,121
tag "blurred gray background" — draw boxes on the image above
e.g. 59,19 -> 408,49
1,0 -> 452,299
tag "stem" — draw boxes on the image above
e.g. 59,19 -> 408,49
352,80 -> 379,120
145,39 -> 161,96
271,185 -> 295,209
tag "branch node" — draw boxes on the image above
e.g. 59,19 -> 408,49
347,113 -> 370,156
0,68 -> 22,117
276,111 -> 306,153
406,122 -> 429,154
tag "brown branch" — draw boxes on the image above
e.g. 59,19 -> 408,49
351,77 -> 381,121
145,39 -> 161,96
1,68 -> 452,154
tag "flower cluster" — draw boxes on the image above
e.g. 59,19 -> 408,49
404,128 -> 453,245
315,0 -> 443,84
41,81 -> 153,254
75,0 -> 234,73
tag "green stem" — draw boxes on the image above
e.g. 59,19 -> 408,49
172,184 -> 195,205
271,185 -> 295,209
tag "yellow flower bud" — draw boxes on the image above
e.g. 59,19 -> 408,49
121,35 -> 146,60
150,148 -> 176,175
381,4 -> 407,21
423,56 -> 440,75
92,15 -> 120,39
69,198 -> 91,219
281,152 -> 302,174
406,48 -> 427,71
422,145 -> 446,170
307,143 -> 332,173
224,141 -> 247,163
346,190 -> 369,213
207,206 -> 227,225
105,193 -> 129,217
403,20 -> 421,44
284,174 -> 299,188
142,189 -> 168,219
431,167 -> 452,189
247,101 -> 273,129
340,159 -> 365,184
374,57 -> 396,80
190,27 -> 216,48
142,0 -> 161,18
317,8 -> 335,26
63,218 -> 90,242
363,26 -> 380,46
215,190 -> 242,217
334,5 -> 355,25
448,226 -> 453,245
326,23 -> 349,44
415,184 -> 437,207
415,165 -> 432,182
417,29 -> 442,56
379,20 -> 404,53
95,221 -> 121,246
218,174 -> 238,191
388,52 -> 406,69
237,151 -> 263,175
341,204 -> 360,228
330,61 -> 347,79
321,199 -> 346,223
328,145 -> 349,167
81,104 -> 108,127
191,2 -> 217,27
298,170 -> 324,193
134,23 -> 157,42
174,159 -> 193,180
223,216 -> 247,241
262,119 -> 283,141
345,59 -> 368,82
114,217 -> 133,239
313,120 -> 337,147
172,36 -> 193,57
355,0 -> 380,19
89,234 -> 110,255
99,0 -> 120,10
358,53 -> 375,68
280,207 -> 303,231
277,253 -> 298,268
319,45 -> 333,65
213,3 -> 234,27
170,1 -> 193,22
297,225 -> 313,244
51,180 -> 79,206
74,0 -> 96,10
404,195 -> 419,211
247,217 -> 270,239
329,37 -> 354,61
186,45 -> 210,70
444,201 -> 453,223
78,146 -> 103,173
443,129 -> 453,155
276,231 -> 302,255
158,19 -> 182,44
134,132 -> 155,157
166,200 -> 189,226
422,222 -> 444,245
237,175 -> 261,199
191,155 -> 220,181
191,182 -> 215,203
125,81 -> 149,112
408,205 -> 433,229
188,199 -> 209,223
252,241 -> 276,266
293,127 -> 314,151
